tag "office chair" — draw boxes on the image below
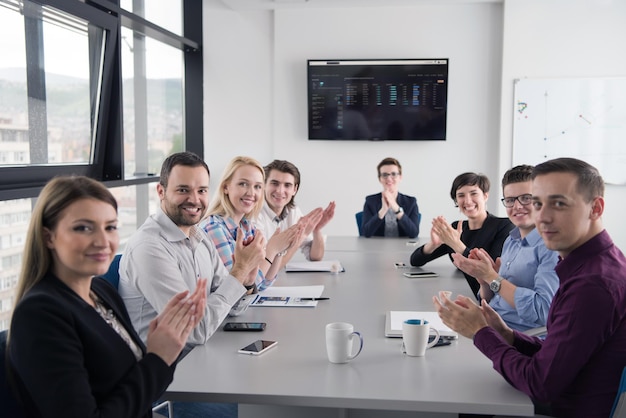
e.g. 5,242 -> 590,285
355,211 -> 364,236
102,253 -> 122,289
611,366 -> 626,418
1,330 -> 25,417
100,254 -> 173,417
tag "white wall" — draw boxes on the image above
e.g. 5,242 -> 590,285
202,1 -> 275,169
204,0 -> 504,237
203,0 -> 626,249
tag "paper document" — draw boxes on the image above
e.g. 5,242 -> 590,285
385,311 -> 458,338
251,285 -> 325,307
285,260 -> 344,273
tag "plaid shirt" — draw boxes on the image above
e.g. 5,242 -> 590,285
203,215 -> 275,290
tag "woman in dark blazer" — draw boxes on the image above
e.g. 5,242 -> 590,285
8,176 -> 206,418
410,172 -> 513,296
362,157 -> 420,238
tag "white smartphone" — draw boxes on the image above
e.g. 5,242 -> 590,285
238,339 -> 278,355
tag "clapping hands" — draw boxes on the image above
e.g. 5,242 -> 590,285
451,248 -> 500,285
146,278 -> 208,365
425,216 -> 466,255
433,291 -> 513,343
301,202 -> 336,235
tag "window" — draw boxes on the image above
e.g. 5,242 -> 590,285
120,0 -> 182,36
121,26 -> 184,178
0,0 -> 202,199
0,0 -> 203,330
0,0 -> 115,186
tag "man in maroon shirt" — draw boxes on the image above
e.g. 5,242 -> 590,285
434,158 -> 626,417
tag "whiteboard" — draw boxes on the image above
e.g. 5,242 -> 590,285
513,78 -> 626,185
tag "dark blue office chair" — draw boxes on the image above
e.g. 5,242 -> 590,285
355,211 -> 364,236
102,254 -> 122,289
611,366 -> 626,417
1,330 -> 25,417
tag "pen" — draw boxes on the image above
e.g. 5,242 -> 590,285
299,297 -> 330,301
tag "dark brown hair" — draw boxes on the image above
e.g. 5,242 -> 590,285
159,152 -> 210,189
377,157 -> 402,177
532,157 -> 604,201
264,160 -> 301,210
450,172 -> 490,202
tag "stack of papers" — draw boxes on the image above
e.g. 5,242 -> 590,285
285,260 -> 344,273
385,311 -> 458,338
251,285 -> 325,307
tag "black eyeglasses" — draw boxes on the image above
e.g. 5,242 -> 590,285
379,172 -> 400,179
501,194 -> 532,208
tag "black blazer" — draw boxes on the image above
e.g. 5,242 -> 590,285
362,192 -> 420,238
410,213 -> 514,296
8,274 -> 174,418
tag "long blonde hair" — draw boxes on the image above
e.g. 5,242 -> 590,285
207,156 -> 265,221
14,176 -> 118,306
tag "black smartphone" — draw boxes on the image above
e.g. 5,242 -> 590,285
402,269 -> 438,278
223,322 -> 266,332
429,335 -> 452,347
238,340 -> 277,355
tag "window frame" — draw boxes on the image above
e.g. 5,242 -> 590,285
0,0 -> 203,200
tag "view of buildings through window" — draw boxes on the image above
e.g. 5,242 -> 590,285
0,0 -> 188,330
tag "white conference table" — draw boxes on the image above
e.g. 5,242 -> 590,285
165,237 -> 534,417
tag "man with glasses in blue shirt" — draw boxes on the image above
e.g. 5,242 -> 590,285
450,165 -> 559,331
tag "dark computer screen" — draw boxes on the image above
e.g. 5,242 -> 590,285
308,59 -> 448,141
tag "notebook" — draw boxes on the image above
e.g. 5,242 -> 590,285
385,311 -> 458,338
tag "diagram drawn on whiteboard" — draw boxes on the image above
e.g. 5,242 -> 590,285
513,78 -> 626,185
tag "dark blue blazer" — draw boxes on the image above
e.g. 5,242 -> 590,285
8,274 -> 174,418
362,192 -> 420,238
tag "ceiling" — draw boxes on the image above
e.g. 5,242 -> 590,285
217,0 -> 502,10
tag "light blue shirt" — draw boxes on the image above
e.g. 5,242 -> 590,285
488,227 -> 559,332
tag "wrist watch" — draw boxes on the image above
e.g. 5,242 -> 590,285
395,207 -> 404,215
489,276 -> 504,293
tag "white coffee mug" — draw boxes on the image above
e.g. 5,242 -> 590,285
325,322 -> 364,364
402,319 -> 440,357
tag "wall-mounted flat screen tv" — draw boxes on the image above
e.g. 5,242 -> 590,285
308,59 -> 448,141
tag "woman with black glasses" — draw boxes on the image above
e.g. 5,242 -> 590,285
362,157 -> 420,238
